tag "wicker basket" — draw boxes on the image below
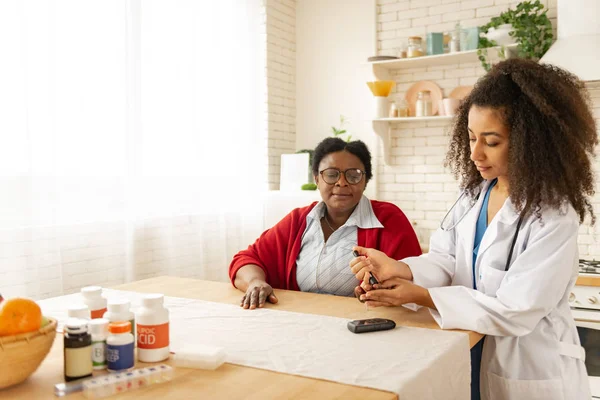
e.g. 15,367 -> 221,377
0,318 -> 57,389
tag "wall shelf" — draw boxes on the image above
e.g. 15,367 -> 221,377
369,44 -> 518,79
374,116 -> 453,122
372,116 -> 453,165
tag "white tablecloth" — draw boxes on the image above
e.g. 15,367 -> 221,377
40,289 -> 470,399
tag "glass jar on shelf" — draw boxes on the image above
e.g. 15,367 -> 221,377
389,101 -> 399,118
450,22 -> 462,53
415,91 -> 432,117
407,36 -> 424,58
398,99 -> 409,117
443,32 -> 451,53
396,43 -> 407,59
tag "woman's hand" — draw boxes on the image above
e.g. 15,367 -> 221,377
350,246 -> 413,283
240,279 -> 278,310
359,277 -> 436,309
354,285 -> 367,303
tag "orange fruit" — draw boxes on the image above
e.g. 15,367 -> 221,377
0,297 -> 42,336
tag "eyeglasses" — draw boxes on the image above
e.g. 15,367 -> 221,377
319,168 -> 365,185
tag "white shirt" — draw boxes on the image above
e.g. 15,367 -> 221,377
296,195 -> 383,296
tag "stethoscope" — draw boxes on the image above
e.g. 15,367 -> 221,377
440,188 -> 524,272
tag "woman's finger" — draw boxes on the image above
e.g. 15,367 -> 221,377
268,292 -> 279,304
240,295 -> 246,307
374,277 -> 405,289
258,287 -> 268,307
364,288 -> 399,303
349,255 -> 362,269
242,292 -> 252,309
350,257 -> 370,274
249,287 -> 260,309
353,262 -> 374,281
353,246 -> 383,260
352,245 -> 368,256
364,271 -> 372,286
354,286 -> 366,302
360,279 -> 372,292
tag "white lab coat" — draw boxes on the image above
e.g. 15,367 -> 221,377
403,180 -> 590,400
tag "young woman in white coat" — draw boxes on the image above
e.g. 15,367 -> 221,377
351,58 -> 598,400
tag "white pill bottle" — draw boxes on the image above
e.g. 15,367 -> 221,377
136,293 -> 170,362
103,299 -> 135,339
81,286 -> 107,319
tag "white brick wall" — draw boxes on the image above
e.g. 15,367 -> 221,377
580,83 -> 600,258
374,0 -> 600,259
266,0 -> 297,190
0,213 -> 260,300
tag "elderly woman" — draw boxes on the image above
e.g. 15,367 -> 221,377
229,137 -> 421,309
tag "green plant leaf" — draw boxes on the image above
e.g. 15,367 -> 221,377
477,0 -> 553,71
301,183 -> 317,191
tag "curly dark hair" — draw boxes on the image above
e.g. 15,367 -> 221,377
446,58 -> 597,223
312,137 -> 373,183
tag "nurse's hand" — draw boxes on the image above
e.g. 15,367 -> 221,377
353,282 -> 375,303
350,246 -> 413,283
359,278 -> 436,310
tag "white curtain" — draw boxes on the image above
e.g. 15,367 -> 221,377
0,0 -> 266,299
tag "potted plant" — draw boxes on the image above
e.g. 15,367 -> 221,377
477,0 -> 553,71
331,115 -> 352,142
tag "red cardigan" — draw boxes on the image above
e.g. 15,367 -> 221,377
229,200 -> 422,291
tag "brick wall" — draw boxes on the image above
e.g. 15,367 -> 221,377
265,0 -> 297,190
577,82 -> 600,258
374,0 -> 600,259
0,215 -> 250,300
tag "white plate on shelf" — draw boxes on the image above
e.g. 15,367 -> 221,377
448,85 -> 473,101
405,81 -> 443,116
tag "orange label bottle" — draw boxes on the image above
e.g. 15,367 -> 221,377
136,294 -> 170,362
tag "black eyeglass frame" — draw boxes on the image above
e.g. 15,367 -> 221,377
318,168 -> 366,185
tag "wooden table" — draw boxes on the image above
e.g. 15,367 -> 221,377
2,276 -> 482,399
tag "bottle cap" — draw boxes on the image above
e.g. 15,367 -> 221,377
141,293 -> 164,308
67,304 -> 91,320
89,318 -> 109,336
65,318 -> 88,334
108,321 -> 131,334
107,299 -> 131,314
81,286 -> 102,298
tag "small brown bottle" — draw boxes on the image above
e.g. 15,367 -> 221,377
64,318 -> 93,382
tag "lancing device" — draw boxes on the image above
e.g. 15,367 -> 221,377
352,250 -> 379,285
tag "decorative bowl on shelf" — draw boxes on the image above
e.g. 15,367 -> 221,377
367,56 -> 399,62
443,98 -> 461,116
448,85 -> 474,101
481,24 -> 516,46
366,81 -> 395,97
